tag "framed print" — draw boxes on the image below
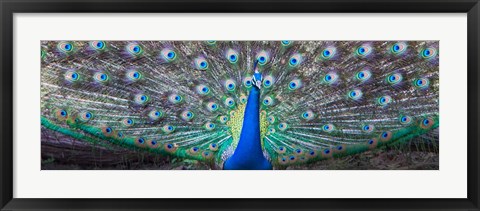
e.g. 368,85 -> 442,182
1,0 -> 479,210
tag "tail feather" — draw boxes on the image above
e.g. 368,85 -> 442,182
41,40 -> 439,169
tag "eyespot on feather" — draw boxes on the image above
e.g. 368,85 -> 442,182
164,143 -> 178,153
367,138 -> 379,149
379,131 -> 393,142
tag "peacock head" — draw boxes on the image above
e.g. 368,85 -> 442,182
252,60 -> 263,89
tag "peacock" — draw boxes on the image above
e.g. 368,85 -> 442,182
40,41 -> 439,170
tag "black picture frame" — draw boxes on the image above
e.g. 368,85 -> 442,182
1,0 -> 479,210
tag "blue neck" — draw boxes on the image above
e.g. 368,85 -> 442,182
223,87 -> 273,170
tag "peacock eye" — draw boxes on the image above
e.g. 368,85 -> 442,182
321,47 -> 336,59
224,79 -> 236,91
256,50 -> 270,65
281,40 -> 291,46
226,49 -> 239,63
391,42 -> 407,54
207,102 -> 219,112
162,124 -> 175,134
356,45 -> 372,57
147,109 -> 162,121
323,73 -> 338,85
57,41 -> 74,53
269,127 -> 276,134
168,94 -> 183,104
126,43 -> 143,56
195,84 -> 210,95
60,110 -> 67,116
421,47 -> 437,59
337,146 -> 343,150
288,79 -> 302,90
195,57 -> 209,70
377,95 -> 392,106
105,127 -> 112,133
278,122 -> 288,131
386,73 -> 403,85
161,49 -> 177,62
78,111 -> 93,122
151,140 -> 157,145
263,96 -> 274,106
126,70 -> 142,81
218,115 -> 228,124
262,75 -> 274,88
94,72 -> 109,82
240,95 -> 247,104
117,132 -> 123,138
301,110 -> 314,120
267,116 -> 276,124
137,138 -> 145,144
324,149 -> 330,154
243,76 -> 253,88
355,70 -> 371,81
224,97 -> 235,107
348,89 -> 363,100
134,94 -> 149,105
400,115 -> 412,125
204,122 -> 216,130
414,78 -> 430,89
368,139 -> 374,144
288,54 -> 302,67
419,118 -> 434,129
323,124 -> 335,132
122,118 -> 135,127
64,71 -> 80,82
90,41 -> 106,50
362,124 -> 374,133
181,110 -> 194,121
